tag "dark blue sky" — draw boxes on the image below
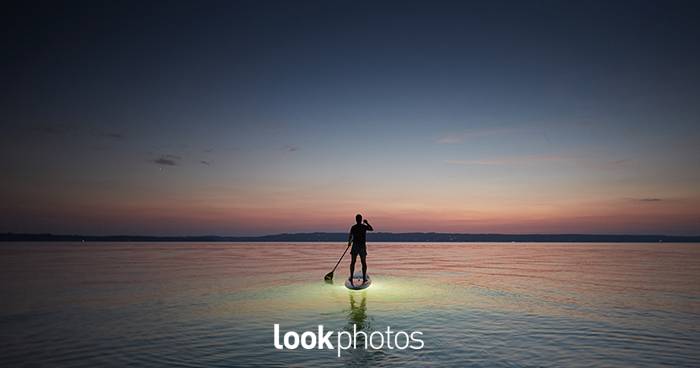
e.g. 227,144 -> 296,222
2,1 -> 699,235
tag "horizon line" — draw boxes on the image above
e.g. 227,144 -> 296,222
2,231 -> 699,242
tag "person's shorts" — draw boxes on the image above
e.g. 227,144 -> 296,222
351,243 -> 367,257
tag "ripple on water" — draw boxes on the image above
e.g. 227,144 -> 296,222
1,242 -> 699,367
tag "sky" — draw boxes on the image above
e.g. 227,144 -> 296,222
2,1 -> 699,236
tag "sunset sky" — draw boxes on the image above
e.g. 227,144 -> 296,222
2,1 -> 699,235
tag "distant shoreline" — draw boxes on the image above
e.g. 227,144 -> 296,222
2,232 -> 699,243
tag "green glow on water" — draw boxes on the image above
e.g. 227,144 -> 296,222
215,274 -> 453,320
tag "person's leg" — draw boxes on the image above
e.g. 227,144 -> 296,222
360,254 -> 367,282
349,252 -> 357,283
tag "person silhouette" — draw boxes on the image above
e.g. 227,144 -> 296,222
348,214 -> 373,285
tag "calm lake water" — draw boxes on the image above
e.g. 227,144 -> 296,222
1,242 -> 699,367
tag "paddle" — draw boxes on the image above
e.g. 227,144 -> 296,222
324,241 -> 351,281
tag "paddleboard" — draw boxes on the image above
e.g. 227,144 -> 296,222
345,272 -> 371,290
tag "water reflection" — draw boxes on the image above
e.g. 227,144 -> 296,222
347,291 -> 369,331
344,291 -> 385,367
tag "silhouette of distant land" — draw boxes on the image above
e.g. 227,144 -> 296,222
2,232 -> 699,242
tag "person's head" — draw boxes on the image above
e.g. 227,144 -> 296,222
356,214 -> 363,224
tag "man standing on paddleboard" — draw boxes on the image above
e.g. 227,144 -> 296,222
349,214 -> 373,285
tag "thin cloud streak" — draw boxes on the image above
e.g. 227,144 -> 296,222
436,128 -> 519,144
152,154 -> 181,166
631,198 -> 663,202
446,155 -> 570,166
102,132 -> 125,140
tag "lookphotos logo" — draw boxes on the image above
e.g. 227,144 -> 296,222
274,324 -> 424,357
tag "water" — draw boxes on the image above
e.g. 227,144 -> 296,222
1,242 -> 699,367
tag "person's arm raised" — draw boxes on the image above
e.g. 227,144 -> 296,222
363,219 -> 374,231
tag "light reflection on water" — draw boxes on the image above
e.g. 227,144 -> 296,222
1,242 -> 699,367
